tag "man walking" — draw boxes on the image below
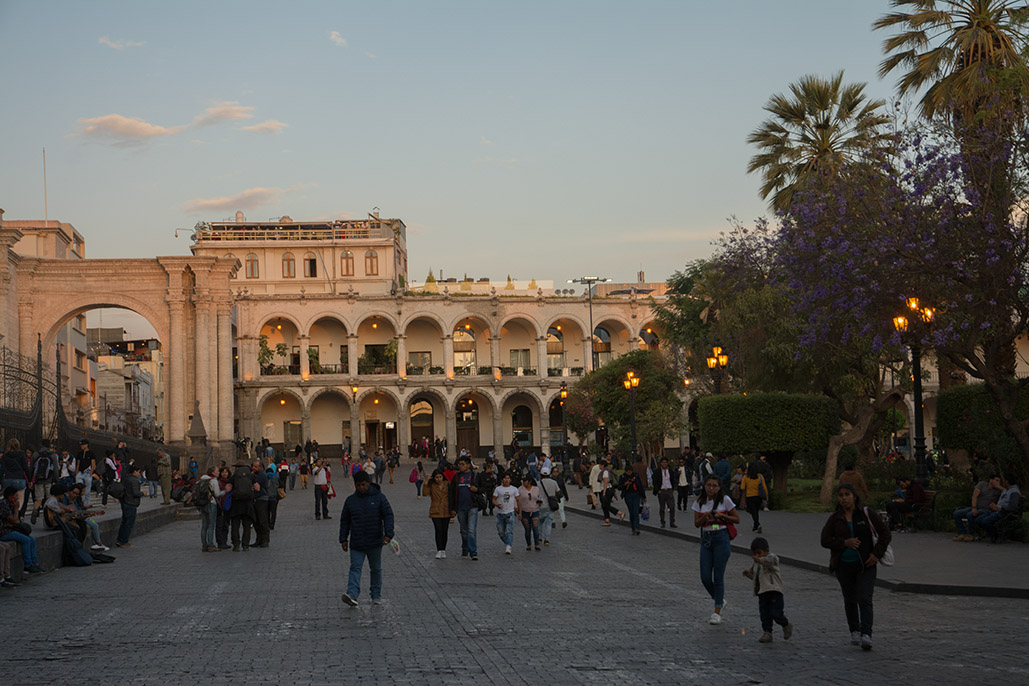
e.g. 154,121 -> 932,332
449,456 -> 482,560
115,464 -> 142,548
251,461 -> 271,547
492,471 -> 520,554
229,461 -> 255,551
340,471 -> 395,607
653,457 -> 677,528
313,459 -> 330,520
156,449 -> 173,505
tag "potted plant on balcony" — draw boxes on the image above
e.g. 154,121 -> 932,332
258,335 -> 274,374
308,347 -> 322,374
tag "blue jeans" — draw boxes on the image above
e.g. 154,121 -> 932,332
496,512 -> 515,546
625,493 -> 642,532
147,479 -> 158,497
456,508 -> 478,556
1,531 -> 38,566
85,518 -> 102,545
540,508 -> 554,542
758,591 -> 789,632
953,506 -> 977,535
201,501 -> 217,547
521,511 -> 540,546
117,504 -> 137,544
699,528 -> 731,609
76,472 -> 93,506
974,510 -> 1008,536
347,545 -> 383,600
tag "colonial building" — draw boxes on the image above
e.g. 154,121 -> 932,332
191,212 -> 668,459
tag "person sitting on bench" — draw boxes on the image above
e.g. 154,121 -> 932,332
952,475 -> 1002,542
885,476 -> 927,531
973,474 -> 1022,541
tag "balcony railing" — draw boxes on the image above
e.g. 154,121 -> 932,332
500,367 -> 537,377
358,362 -> 394,375
310,364 -> 346,375
261,365 -> 300,376
195,221 -> 393,242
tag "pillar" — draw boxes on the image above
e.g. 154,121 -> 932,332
445,410 -> 457,455
536,336 -> 547,374
299,334 -> 310,378
217,302 -> 235,444
194,298 -> 212,437
205,301 -> 220,441
493,409 -> 504,461
490,335 -> 501,377
167,300 -> 186,446
351,398 -> 362,451
301,408 -> 311,444
396,334 -> 406,376
583,337 -> 594,372
443,335 -> 454,378
348,334 -> 359,377
629,336 -> 640,352
398,405 -> 410,453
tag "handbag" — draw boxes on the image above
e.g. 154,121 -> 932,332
727,522 -> 738,540
14,521 -> 32,535
864,507 -> 895,566
540,479 -> 560,512
277,487 -> 287,500
641,505 -> 650,522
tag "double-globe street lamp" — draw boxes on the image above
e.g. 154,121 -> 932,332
623,370 -> 640,461
893,297 -> 935,486
559,381 -> 568,467
707,346 -> 729,395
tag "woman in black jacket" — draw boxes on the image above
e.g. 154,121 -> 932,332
820,483 -> 891,652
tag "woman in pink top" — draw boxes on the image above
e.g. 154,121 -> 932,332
517,476 -> 542,551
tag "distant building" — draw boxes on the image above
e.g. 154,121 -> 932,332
95,355 -> 156,439
88,329 -> 165,441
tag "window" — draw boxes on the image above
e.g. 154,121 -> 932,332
341,250 -> 354,276
510,349 -> 531,368
226,254 -> 237,278
364,249 -> 379,276
453,329 -> 476,370
408,351 -> 432,368
282,252 -> 296,278
546,327 -> 564,368
245,253 -> 259,279
304,252 -> 318,278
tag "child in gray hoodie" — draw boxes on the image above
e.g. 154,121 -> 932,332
742,537 -> 794,643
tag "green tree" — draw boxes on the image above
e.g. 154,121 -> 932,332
747,71 -> 891,212
563,388 -> 600,448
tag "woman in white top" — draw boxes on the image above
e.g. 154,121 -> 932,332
692,474 -> 740,625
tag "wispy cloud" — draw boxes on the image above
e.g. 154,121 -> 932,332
70,114 -> 187,146
193,101 -> 254,127
241,119 -> 289,134
480,136 -> 494,145
365,52 -> 377,59
99,36 -> 144,50
185,185 -> 303,213
329,31 -> 347,47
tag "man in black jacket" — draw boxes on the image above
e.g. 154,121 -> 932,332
116,464 -> 142,547
251,461 -> 271,547
340,471 -> 394,607
448,456 -> 483,560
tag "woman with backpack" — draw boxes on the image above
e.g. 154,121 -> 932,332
215,466 -> 232,550
196,467 -> 223,552
618,463 -> 646,536
820,483 -> 891,651
692,474 -> 740,625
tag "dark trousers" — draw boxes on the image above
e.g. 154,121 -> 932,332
676,486 -> 690,511
216,508 -> 229,546
101,478 -> 112,506
600,488 -> 621,521
758,591 -> 789,632
431,517 -> 449,551
315,486 -> 329,517
268,500 -> 279,529
117,504 -> 137,544
231,515 -> 253,547
746,496 -> 762,530
835,560 -> 876,635
886,501 -> 918,528
254,500 -> 270,545
657,489 -> 675,525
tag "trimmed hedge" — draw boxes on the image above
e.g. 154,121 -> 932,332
936,382 -> 1029,462
698,393 -> 840,454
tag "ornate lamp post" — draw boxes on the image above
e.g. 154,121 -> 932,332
893,297 -> 935,486
623,370 -> 640,461
706,346 -> 729,395
559,381 -> 568,465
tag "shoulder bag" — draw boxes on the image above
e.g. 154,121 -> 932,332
864,506 -> 895,566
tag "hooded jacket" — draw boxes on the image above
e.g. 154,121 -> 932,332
339,483 -> 395,551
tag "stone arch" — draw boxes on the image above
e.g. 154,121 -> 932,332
354,310 -> 400,333
402,386 -> 451,413
447,313 -> 495,338
257,311 -> 306,338
498,313 -> 542,338
497,388 -> 545,419
400,311 -> 447,334
354,385 -> 403,409
540,312 -> 590,337
593,314 -> 634,336
40,296 -> 169,353
256,386 -> 307,410
453,387 -> 500,417
303,311 -> 351,334
305,386 -> 353,415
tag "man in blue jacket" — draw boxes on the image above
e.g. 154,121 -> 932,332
340,470 -> 394,607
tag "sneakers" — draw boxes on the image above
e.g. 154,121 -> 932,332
440,551 -> 446,559
759,631 -> 773,643
534,546 -> 541,551
115,542 -> 132,548
526,546 -> 532,551
471,555 -> 478,561
860,634 -> 872,651
562,522 -> 567,528
435,551 -> 442,559
754,526 -> 763,534
323,515 -> 332,519
601,521 -> 611,527
543,541 -> 550,546
372,598 -> 383,605
25,564 -> 44,574
232,544 -> 240,552
1,578 -> 19,588
708,612 -> 723,625
505,545 -> 512,555
90,544 -> 106,551
850,631 -> 861,646
341,593 -> 358,607
783,623 -> 794,640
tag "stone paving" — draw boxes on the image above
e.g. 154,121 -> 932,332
3,474 -> 1028,685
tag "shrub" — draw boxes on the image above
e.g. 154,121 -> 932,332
937,382 -> 1029,471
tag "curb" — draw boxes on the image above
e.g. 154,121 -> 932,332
565,504 -> 1029,600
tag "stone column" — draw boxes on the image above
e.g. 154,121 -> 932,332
396,335 -> 406,376
445,410 -> 457,455
167,299 -> 186,446
351,397 -> 362,451
583,337 -> 594,372
536,336 -> 547,375
398,405 -> 410,454
299,334 -> 310,378
205,301 -> 220,441
194,297 -> 212,437
493,409 -> 505,461
301,408 -> 311,444
348,334 -> 359,377
628,336 -> 639,352
490,335 -> 501,377
443,335 -> 454,378
217,302 -> 235,444
540,425 -> 551,456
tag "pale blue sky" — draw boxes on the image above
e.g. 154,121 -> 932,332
2,0 -> 899,289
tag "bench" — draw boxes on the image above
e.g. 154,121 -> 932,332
902,490 -> 937,531
991,496 -> 1026,543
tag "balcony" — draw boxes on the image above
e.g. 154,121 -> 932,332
194,219 -> 398,243
261,365 -> 300,376
500,367 -> 537,377
310,364 -> 346,375
358,362 -> 393,375
405,365 -> 446,376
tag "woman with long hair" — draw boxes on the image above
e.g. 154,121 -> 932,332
423,469 -> 451,559
820,483 -> 891,651
692,474 -> 739,625
740,463 -> 768,533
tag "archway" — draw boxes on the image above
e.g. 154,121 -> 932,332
455,395 -> 480,457
639,321 -> 660,352
499,316 -> 539,375
356,314 -> 397,375
407,389 -> 447,457
308,316 -> 348,374
309,389 -> 351,456
453,316 -> 490,375
260,390 -> 304,449
593,318 -> 632,369
358,389 -> 399,451
548,396 -> 566,457
404,315 -> 444,375
260,317 -> 301,375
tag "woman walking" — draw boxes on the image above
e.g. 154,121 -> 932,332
692,474 -> 739,624
599,460 -> 624,527
413,461 -> 426,498
740,464 -> 768,533
517,475 -> 542,551
820,483 -> 891,651
423,469 -> 451,559
618,463 -> 646,535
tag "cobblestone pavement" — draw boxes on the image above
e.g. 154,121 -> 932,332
5,477 -> 1028,685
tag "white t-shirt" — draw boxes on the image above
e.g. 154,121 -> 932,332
312,467 -> 328,486
691,495 -> 737,532
493,485 -> 519,515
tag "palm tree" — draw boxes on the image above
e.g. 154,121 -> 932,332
874,0 -> 1029,122
747,71 -> 891,213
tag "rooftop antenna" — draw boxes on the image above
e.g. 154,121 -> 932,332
42,147 -> 48,225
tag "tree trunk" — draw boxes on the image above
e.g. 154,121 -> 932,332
819,406 -> 878,505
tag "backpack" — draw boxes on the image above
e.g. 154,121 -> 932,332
193,479 -> 212,508
34,451 -> 54,481
409,468 -> 418,483
232,471 -> 254,501
107,481 -> 126,501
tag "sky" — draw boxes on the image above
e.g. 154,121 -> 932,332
2,0 -> 904,334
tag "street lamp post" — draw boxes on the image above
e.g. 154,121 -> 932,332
623,371 -> 640,461
706,346 -> 729,395
568,276 -> 610,370
559,381 -> 568,467
893,298 -> 935,486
